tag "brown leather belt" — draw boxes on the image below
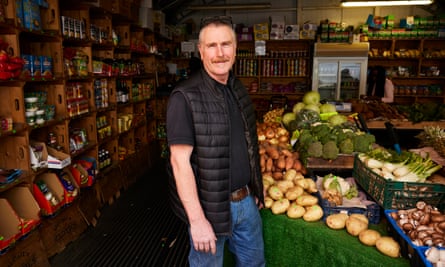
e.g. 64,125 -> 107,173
230,185 -> 250,202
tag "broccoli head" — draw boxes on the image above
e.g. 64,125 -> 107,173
311,123 -> 331,138
307,141 -> 323,158
335,128 -> 355,144
322,141 -> 339,160
339,138 -> 354,154
353,133 -> 376,153
297,129 -> 316,150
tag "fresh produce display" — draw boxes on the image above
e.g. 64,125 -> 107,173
263,168 -> 323,222
263,108 -> 284,123
353,99 -> 407,121
358,147 -> 442,182
424,246 -> 445,266
397,103 -> 445,123
354,100 -> 445,123
325,212 -> 401,258
388,201 -> 445,247
258,114 -> 323,222
295,121 -> 376,163
320,174 -> 358,205
256,93 -> 441,261
279,91 -> 377,164
0,51 -> 25,80
257,121 -> 304,175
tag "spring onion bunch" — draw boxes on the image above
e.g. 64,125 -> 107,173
358,147 -> 442,183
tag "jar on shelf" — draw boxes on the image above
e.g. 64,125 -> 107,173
25,97 -> 38,111
25,111 -> 36,126
35,109 -> 45,124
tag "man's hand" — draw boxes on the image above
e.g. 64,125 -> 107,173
190,218 -> 217,254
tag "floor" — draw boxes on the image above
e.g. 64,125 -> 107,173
49,160 -> 191,267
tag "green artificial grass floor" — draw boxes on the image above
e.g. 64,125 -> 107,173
224,209 -> 412,267
260,209 -> 411,267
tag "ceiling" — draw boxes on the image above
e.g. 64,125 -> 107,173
153,0 -> 445,25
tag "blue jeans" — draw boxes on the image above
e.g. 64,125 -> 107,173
188,195 -> 265,267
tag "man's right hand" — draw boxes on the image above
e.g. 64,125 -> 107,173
190,218 -> 217,255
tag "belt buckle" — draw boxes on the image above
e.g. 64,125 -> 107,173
231,185 -> 249,202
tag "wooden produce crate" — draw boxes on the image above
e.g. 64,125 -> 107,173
307,154 -> 354,170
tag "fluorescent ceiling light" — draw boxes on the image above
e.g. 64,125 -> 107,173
188,3 -> 271,10
341,0 -> 433,7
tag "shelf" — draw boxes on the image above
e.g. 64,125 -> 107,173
366,120 -> 445,130
368,38 -> 445,104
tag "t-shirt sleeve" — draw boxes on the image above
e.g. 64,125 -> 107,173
166,91 -> 195,146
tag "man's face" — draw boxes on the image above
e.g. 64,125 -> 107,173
198,24 -> 236,84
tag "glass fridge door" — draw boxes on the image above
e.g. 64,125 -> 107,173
339,62 -> 362,100
316,62 -> 338,101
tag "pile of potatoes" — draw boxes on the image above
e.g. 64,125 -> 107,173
263,169 -> 323,222
258,120 -> 321,222
257,121 -> 305,177
325,213 -> 401,258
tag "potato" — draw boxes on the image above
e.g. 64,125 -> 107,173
268,185 -> 284,200
285,185 -> 304,200
305,178 -> 318,193
283,169 -> 297,181
276,180 -> 294,193
271,198 -> 290,215
296,194 -> 318,206
264,196 -> 274,209
345,216 -> 368,236
349,213 -> 369,225
376,236 -> 401,258
303,205 -> 323,222
326,213 -> 349,230
262,174 -> 275,186
294,178 -> 309,190
359,229 -> 381,246
287,203 -> 306,219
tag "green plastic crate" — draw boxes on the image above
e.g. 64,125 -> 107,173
352,155 -> 445,210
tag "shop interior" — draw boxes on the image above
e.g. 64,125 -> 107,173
0,0 -> 445,266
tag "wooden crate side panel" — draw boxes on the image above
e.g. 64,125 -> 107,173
38,205 -> 88,258
98,165 -> 123,205
77,183 -> 101,226
0,230 -> 51,267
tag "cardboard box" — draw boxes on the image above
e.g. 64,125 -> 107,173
15,0 -> 23,27
237,33 -> 253,41
29,141 -> 48,170
285,25 -> 299,35
0,198 -> 21,253
269,30 -> 284,40
58,167 -> 80,204
33,173 -> 66,217
253,23 -> 269,41
300,30 -> 316,40
22,0 -> 42,31
47,146 -> 71,169
3,186 -> 41,236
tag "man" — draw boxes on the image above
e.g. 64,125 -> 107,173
166,16 -> 265,266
